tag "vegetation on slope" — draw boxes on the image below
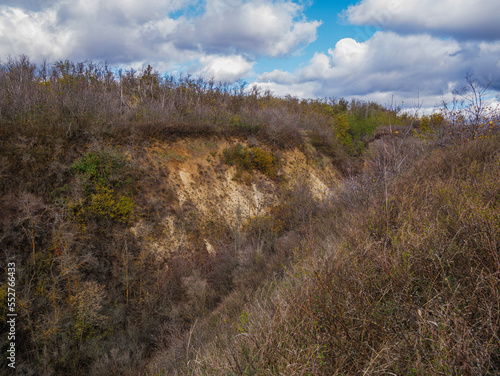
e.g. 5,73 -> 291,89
0,56 -> 498,375
175,136 -> 500,375
0,56 -> 404,375
148,78 -> 500,375
0,56 -> 401,162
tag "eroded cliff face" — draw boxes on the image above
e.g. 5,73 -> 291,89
129,137 -> 338,260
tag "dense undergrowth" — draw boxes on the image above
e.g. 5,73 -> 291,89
0,56 -> 499,375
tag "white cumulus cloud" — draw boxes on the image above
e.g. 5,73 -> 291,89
198,54 -> 254,82
344,0 -> 500,40
256,31 -> 500,107
175,0 -> 321,57
0,0 -> 321,83
0,7 -> 72,61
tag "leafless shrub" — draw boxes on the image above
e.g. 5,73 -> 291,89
438,74 -> 500,143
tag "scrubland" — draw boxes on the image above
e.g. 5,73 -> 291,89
0,56 -> 499,375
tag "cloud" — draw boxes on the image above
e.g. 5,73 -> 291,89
254,0 -> 500,105
344,0 -> 500,41
0,0 -> 59,12
0,7 -> 72,61
55,0 -> 192,25
253,81 -> 320,99
0,0 -> 320,82
173,0 -> 321,56
255,31 -> 500,107
198,54 -> 254,82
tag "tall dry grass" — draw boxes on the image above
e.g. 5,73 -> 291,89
170,136 -> 500,376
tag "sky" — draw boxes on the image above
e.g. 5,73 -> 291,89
1,0 -> 500,110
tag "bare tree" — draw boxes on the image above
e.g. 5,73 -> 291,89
452,73 -> 493,139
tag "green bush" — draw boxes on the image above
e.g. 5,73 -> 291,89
222,144 -> 277,178
69,149 -> 135,225
88,186 -> 134,224
70,150 -> 129,189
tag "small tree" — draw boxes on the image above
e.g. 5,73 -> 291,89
451,73 -> 494,139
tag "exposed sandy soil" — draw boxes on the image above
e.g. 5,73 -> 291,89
130,137 -> 338,260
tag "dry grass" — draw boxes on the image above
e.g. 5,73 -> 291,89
172,137 -> 500,376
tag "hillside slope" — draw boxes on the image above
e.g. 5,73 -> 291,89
168,136 -> 500,376
0,131 -> 339,375
1,57 -> 499,375
131,137 -> 336,260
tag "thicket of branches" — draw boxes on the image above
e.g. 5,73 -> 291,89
0,56 -> 402,155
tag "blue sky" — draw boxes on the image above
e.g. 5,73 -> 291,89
254,0 -> 369,76
1,0 -> 499,109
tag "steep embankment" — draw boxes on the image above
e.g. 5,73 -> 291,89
0,131 -> 340,375
131,137 -> 336,260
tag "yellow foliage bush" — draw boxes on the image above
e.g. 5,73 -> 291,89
69,150 -> 135,226
89,186 -> 134,224
333,113 -> 353,147
251,147 -> 277,178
